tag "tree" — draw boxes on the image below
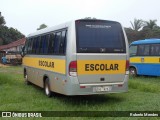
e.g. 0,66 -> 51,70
125,27 -> 141,43
143,19 -> 157,30
125,25 -> 160,43
0,12 -> 25,45
130,18 -> 144,31
84,17 -> 97,19
0,12 -> 6,26
37,24 -> 48,30
0,38 -> 3,45
0,26 -> 25,45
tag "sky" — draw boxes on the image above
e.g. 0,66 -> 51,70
1,0 -> 160,36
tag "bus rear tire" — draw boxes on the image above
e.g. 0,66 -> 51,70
129,67 -> 137,77
44,78 -> 52,97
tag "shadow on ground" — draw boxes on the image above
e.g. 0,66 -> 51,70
31,84 -> 125,106
55,93 -> 124,106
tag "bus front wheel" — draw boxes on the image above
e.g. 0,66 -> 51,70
129,67 -> 137,77
44,78 -> 52,97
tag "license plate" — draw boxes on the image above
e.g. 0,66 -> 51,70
93,86 -> 112,92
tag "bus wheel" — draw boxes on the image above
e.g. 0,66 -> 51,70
129,67 -> 137,77
44,78 -> 52,97
24,72 -> 30,85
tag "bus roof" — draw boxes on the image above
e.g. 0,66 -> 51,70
130,39 -> 160,45
27,19 -> 121,38
27,21 -> 72,38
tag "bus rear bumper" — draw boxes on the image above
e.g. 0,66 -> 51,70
64,75 -> 128,96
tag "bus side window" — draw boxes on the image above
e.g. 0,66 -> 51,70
27,39 -> 30,54
41,36 -> 45,54
31,38 -> 34,54
54,32 -> 61,55
48,33 -> 55,54
32,37 -> 37,54
138,45 -> 150,56
151,44 -> 160,56
129,45 -> 137,57
27,38 -> 33,54
59,30 -> 67,55
45,34 -> 50,54
36,36 -> 40,54
40,35 -> 48,54
24,39 -> 29,54
43,35 -> 48,54
39,36 -> 43,54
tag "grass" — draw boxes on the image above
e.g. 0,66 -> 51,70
0,66 -> 160,120
129,76 -> 160,93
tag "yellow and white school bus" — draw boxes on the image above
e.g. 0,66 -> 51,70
23,19 -> 129,97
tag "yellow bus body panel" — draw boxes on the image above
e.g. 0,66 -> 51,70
130,57 -> 160,64
77,60 -> 126,75
23,57 -> 66,74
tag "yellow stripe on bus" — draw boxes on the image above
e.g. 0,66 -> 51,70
130,57 -> 160,64
77,60 -> 126,75
23,57 -> 66,74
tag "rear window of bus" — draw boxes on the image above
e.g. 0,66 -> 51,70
76,20 -> 126,53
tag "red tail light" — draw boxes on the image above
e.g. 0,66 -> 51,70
126,60 -> 129,71
69,61 -> 77,76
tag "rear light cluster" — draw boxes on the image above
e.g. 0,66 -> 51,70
69,61 -> 77,77
69,60 -> 129,76
126,60 -> 129,71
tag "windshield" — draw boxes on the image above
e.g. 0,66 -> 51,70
76,20 -> 126,53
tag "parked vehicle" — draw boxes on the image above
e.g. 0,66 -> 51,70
23,19 -> 129,96
129,39 -> 160,77
6,52 -> 22,65
1,56 -> 7,64
0,51 -> 6,64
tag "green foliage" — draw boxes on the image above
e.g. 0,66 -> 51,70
129,76 -> 160,93
84,17 -> 97,19
0,66 -> 160,113
0,12 -> 25,45
37,24 -> 48,30
144,19 -> 157,30
0,26 -> 25,45
0,38 -> 3,45
1,11 -> 160,46
125,19 -> 160,43
125,27 -> 160,43
130,19 -> 144,31
0,12 -> 6,26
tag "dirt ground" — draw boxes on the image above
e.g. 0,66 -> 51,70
0,63 -> 10,67
0,63 -> 23,75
